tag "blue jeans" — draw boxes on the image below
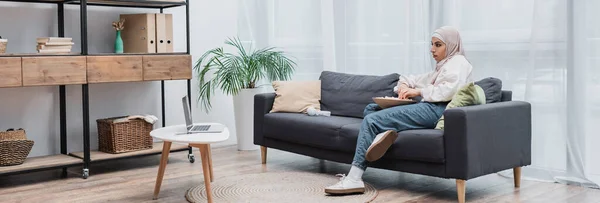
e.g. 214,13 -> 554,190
351,102 -> 447,170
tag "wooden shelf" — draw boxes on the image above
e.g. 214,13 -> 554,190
88,52 -> 188,56
0,0 -> 186,9
87,55 -> 143,83
0,53 -> 191,88
0,154 -> 82,175
0,53 -> 80,57
22,56 -> 87,86
0,52 -> 187,57
68,142 -> 189,162
143,54 -> 192,80
0,57 -> 23,87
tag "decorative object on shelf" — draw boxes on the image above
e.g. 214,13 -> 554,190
119,13 -> 173,54
97,115 -> 154,154
0,36 -> 6,54
112,19 -> 125,54
36,37 -> 73,53
0,129 -> 34,166
195,37 -> 297,151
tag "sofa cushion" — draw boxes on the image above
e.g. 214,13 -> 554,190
319,71 -> 400,118
263,113 -> 363,151
270,80 -> 321,113
339,125 -> 445,163
435,82 -> 486,130
475,77 -> 502,103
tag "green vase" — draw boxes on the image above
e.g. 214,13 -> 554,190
115,30 -> 123,53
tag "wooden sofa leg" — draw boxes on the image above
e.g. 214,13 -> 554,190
514,167 -> 521,188
456,179 -> 466,203
261,146 -> 267,164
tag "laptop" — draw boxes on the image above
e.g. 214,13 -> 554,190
182,96 -> 224,133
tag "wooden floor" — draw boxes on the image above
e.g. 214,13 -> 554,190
1,145 -> 599,203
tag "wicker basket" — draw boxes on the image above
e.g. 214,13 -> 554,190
0,129 -> 34,166
0,129 -> 27,141
97,116 -> 154,154
0,39 -> 6,54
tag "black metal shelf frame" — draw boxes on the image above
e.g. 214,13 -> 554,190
0,0 -> 193,179
0,0 -> 185,9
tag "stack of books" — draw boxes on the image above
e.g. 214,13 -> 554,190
36,37 -> 74,53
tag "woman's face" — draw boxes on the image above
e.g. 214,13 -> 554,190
431,37 -> 446,62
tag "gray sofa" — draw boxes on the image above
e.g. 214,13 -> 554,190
254,71 -> 531,203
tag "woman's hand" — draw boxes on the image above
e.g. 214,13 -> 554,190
398,84 -> 410,98
400,88 -> 421,99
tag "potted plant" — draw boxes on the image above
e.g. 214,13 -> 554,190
194,37 -> 297,150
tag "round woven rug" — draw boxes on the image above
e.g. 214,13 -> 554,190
185,171 -> 378,203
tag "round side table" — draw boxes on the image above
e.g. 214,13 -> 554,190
150,123 -> 229,203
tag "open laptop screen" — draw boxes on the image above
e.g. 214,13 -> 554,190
182,96 -> 193,128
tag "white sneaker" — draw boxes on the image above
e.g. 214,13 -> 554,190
324,174 -> 365,195
366,130 -> 398,162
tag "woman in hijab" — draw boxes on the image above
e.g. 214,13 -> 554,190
325,26 -> 473,194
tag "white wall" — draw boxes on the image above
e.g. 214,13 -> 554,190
0,0 -> 240,157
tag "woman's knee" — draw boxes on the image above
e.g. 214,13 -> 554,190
363,103 -> 380,117
362,112 -> 381,126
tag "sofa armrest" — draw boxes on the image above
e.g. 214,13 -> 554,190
254,93 -> 276,145
443,101 -> 532,180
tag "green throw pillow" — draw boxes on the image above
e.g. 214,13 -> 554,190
435,82 -> 486,130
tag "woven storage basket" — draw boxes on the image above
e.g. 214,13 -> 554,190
0,39 -> 6,54
97,116 -> 154,154
0,130 -> 34,166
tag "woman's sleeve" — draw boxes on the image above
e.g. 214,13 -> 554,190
398,72 -> 433,89
419,56 -> 472,102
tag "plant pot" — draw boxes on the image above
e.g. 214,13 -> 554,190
233,87 -> 266,151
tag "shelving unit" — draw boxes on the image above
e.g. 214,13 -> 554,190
69,142 -> 189,162
0,154 -> 82,176
0,0 -> 194,179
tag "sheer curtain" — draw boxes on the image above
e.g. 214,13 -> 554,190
571,0 -> 600,188
334,0 -> 433,76
238,0 -> 324,82
238,0 -> 600,189
450,0 -> 570,183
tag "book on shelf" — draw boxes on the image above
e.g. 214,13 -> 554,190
36,37 -> 73,53
36,37 -> 72,44
38,49 -> 72,53
37,44 -> 73,50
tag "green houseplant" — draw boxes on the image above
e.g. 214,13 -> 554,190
194,37 -> 297,150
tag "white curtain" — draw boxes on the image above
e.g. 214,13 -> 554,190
238,0 -> 600,188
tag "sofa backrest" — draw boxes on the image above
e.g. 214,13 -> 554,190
474,77 -> 503,103
501,90 -> 512,101
319,71 -> 399,118
317,71 -> 508,117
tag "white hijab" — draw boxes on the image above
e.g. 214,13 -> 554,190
431,26 -> 465,71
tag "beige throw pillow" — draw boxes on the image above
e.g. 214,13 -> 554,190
270,80 -> 321,113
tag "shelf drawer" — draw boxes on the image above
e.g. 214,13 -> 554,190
0,57 -> 23,87
143,55 -> 192,81
22,56 -> 87,86
87,55 -> 143,83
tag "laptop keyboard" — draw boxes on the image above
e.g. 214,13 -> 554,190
191,125 -> 210,131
